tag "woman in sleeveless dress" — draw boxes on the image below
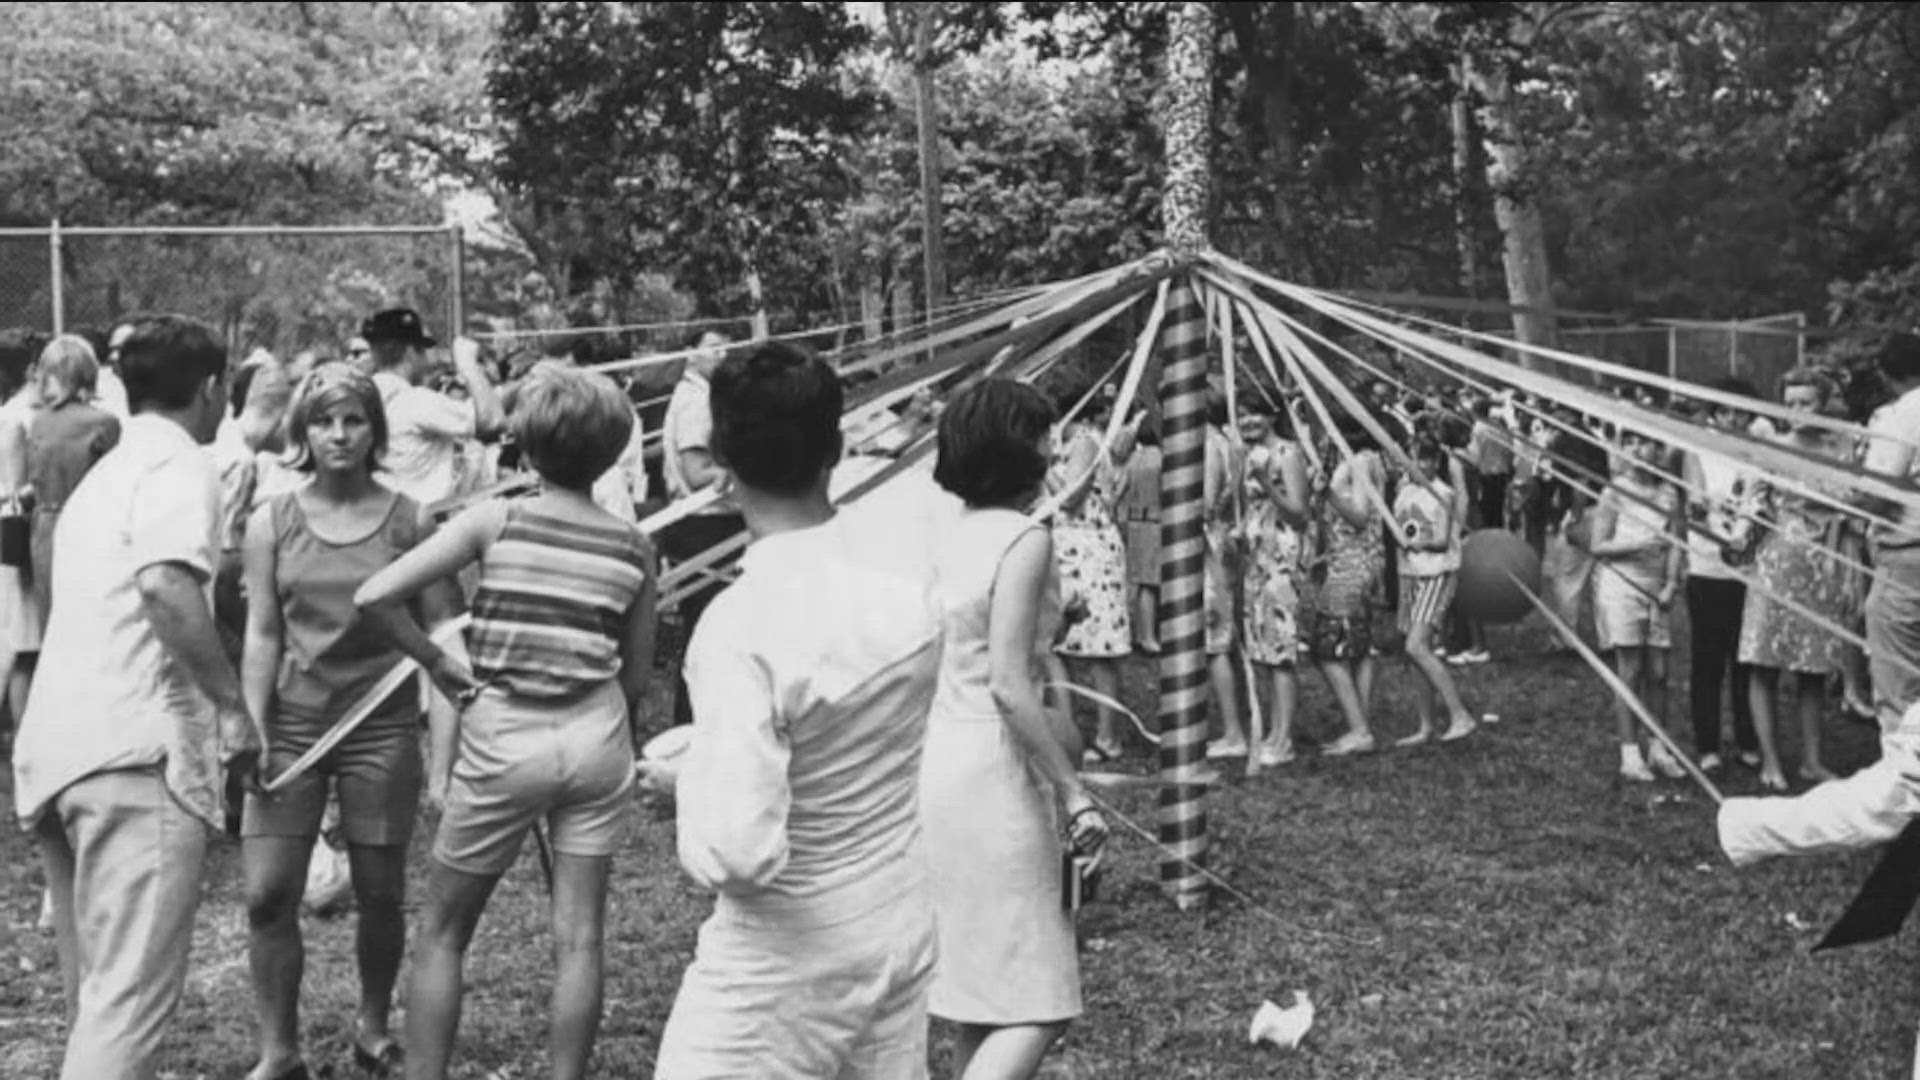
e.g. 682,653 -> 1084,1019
1046,402 -> 1132,759
922,379 -> 1110,1080
238,366 -> 456,1079
1734,368 -> 1852,790
26,335 -> 120,620
1236,402 -> 1309,767
0,333 -> 42,748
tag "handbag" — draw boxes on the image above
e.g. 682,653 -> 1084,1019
0,493 -> 29,569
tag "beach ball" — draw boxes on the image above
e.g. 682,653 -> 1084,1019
1456,529 -> 1542,625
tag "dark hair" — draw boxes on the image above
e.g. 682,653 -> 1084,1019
935,378 -> 1057,509
1410,434 -> 1449,474
1335,413 -> 1379,453
74,326 -> 114,368
1879,333 -> 1920,384
513,362 -> 636,490
1205,389 -> 1229,427
118,315 -> 226,411
0,328 -> 47,401
1135,409 -> 1161,448
229,362 -> 261,418
709,340 -> 844,497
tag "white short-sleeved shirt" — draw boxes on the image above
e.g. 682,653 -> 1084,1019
13,414 -> 225,829
1864,386 -> 1920,548
373,370 -> 476,508
94,366 -> 130,420
675,513 -> 943,906
1686,451 -> 1744,579
663,370 -> 730,514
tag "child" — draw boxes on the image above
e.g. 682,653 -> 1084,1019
1389,436 -> 1478,746
355,364 -> 658,1080
1586,430 -> 1685,782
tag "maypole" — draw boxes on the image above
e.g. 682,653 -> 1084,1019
1157,0 -> 1214,911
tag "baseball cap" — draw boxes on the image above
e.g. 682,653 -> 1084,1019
361,308 -> 437,349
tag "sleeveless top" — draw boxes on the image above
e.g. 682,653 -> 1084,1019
927,507 -> 1063,723
271,489 -> 426,724
467,501 -> 651,701
28,402 -> 120,514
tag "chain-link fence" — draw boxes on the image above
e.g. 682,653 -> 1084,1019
0,223 -> 463,360
1555,312 -> 1807,399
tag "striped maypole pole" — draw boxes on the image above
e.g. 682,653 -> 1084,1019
1157,0 -> 1214,911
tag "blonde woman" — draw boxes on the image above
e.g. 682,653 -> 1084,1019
26,335 -> 120,618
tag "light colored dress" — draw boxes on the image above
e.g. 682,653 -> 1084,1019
1738,438 -> 1848,675
1049,424 -> 1130,658
921,506 -> 1080,1025
1240,441 -> 1305,667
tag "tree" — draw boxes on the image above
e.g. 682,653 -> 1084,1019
488,2 -> 877,331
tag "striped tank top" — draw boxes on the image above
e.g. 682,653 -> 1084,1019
467,502 -> 651,701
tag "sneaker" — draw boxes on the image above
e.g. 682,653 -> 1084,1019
1648,743 -> 1688,780
1737,750 -> 1763,770
1446,651 -> 1474,667
1207,739 -> 1249,760
1698,752 -> 1725,774
1254,743 -> 1297,768
1461,649 -> 1492,665
1619,745 -> 1655,783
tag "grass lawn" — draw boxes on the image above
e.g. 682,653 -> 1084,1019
3,613 -> 1915,1079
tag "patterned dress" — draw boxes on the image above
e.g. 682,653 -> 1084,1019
1737,436 -> 1849,675
1241,441 -> 1305,667
1049,424 -> 1131,658
1307,452 -> 1386,662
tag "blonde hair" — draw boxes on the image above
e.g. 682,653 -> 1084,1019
282,363 -> 388,473
37,335 -> 99,407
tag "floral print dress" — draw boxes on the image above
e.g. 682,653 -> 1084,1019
1050,423 -> 1132,658
1241,441 -> 1306,666
1737,436 -> 1848,675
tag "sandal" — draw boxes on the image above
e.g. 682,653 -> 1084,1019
353,1037 -> 403,1078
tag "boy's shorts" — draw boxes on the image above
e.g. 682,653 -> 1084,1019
1397,573 -> 1457,636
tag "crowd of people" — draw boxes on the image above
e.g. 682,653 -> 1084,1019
7,300 -> 1920,1080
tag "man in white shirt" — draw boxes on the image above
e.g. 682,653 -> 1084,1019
1860,333 -> 1920,733
360,308 -> 504,511
12,314 -> 249,1080
656,340 -> 944,1080
659,331 -> 748,727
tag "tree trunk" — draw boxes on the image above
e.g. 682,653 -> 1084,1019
744,262 -> 769,341
1450,50 -> 1480,309
913,9 -> 946,328
860,272 -> 885,343
1467,54 -> 1554,367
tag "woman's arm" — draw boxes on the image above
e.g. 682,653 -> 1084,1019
355,502 -> 501,702
1584,490 -> 1624,557
239,504 -> 282,759
988,529 -> 1099,826
1052,431 -> 1100,515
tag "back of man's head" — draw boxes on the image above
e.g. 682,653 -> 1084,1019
1879,332 -> 1920,386
710,341 -> 843,498
120,314 -> 226,414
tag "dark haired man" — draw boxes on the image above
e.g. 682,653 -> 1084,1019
656,341 -> 945,1079
12,314 -> 250,1080
361,307 -> 503,511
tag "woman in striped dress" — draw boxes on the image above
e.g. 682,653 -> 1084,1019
357,365 -> 657,1080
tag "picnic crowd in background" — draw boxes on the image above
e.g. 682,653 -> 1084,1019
6,306 -> 1920,1080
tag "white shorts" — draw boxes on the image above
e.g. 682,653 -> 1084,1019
654,861 -> 935,1080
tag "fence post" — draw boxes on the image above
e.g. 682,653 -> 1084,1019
447,224 -> 466,341
48,219 -> 65,334
1727,325 -> 1738,377
1667,325 -> 1677,382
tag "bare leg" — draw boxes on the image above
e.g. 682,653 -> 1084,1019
1262,664 -> 1298,758
1087,659 -> 1123,755
1402,623 -> 1474,744
548,853 -> 611,1080
1748,666 -> 1787,790
405,862 -> 504,1080
958,1022 -> 1071,1080
1209,652 -> 1245,750
1613,649 -> 1646,748
1357,654 -> 1377,715
244,835 -> 316,1078
1317,660 -> 1372,748
347,844 -> 408,1059
1797,671 -> 1834,782
1134,587 -> 1159,652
